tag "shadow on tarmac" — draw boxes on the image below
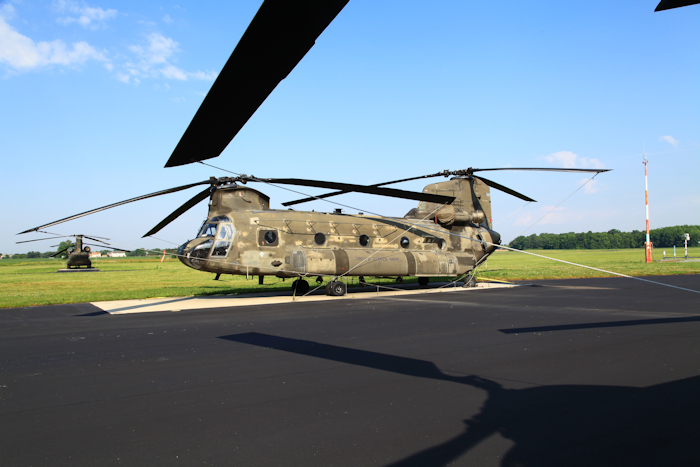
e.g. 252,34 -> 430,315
501,314 -> 700,334
221,332 -> 700,467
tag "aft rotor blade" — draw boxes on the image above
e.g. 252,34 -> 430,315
263,178 -> 455,205
474,176 -> 536,202
84,243 -> 130,252
17,180 -> 212,234
655,0 -> 700,10
470,167 -> 611,174
143,187 -> 212,237
82,236 -> 111,245
165,0 -> 349,168
282,171 -> 451,207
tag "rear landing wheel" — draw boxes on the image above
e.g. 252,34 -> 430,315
327,281 -> 346,296
463,275 -> 477,288
418,277 -> 429,287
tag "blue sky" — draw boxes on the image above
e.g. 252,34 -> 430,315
1,0 -> 698,255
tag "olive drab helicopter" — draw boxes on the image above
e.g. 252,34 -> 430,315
18,0 -> 608,294
16,234 -> 129,269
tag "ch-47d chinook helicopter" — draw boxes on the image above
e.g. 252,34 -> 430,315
16,234 -> 129,269
18,0 -> 608,294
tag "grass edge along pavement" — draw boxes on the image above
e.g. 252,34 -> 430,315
1,248 -> 699,309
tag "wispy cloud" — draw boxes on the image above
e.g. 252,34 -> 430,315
542,150 -> 605,169
579,178 -> 598,194
122,32 -> 217,83
0,5 -> 107,71
53,0 -> 117,30
660,135 -> 679,148
513,206 -> 583,227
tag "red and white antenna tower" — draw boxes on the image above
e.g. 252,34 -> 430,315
643,152 -> 652,263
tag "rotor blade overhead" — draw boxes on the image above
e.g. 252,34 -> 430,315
470,167 -> 611,174
17,179 -> 213,234
282,171 -> 452,207
143,188 -> 212,237
51,248 -> 69,258
164,0 -> 350,168
655,0 -> 700,10
263,178 -> 456,205
473,176 -> 536,202
16,236 -> 69,244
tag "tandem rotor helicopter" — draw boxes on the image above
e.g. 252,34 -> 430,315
18,0 -> 609,295
16,234 -> 129,270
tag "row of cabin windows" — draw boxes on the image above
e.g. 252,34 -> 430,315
259,230 -> 446,250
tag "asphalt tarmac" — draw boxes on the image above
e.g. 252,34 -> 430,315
1,275 -> 699,466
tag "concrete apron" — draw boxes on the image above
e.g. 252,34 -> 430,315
91,282 -> 515,314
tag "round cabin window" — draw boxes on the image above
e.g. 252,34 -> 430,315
314,232 -> 326,245
359,234 -> 370,247
437,238 -> 447,250
264,230 -> 277,245
400,237 -> 410,249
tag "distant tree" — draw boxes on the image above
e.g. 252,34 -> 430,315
27,251 -> 41,258
57,240 -> 75,255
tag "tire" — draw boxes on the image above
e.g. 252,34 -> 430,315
328,281 -> 346,296
418,277 -> 429,287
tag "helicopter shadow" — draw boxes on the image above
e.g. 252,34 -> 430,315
220,332 -> 700,466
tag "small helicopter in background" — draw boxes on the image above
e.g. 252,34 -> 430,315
18,1 -> 609,292
16,234 -> 129,270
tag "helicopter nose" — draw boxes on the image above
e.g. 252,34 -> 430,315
177,241 -> 193,267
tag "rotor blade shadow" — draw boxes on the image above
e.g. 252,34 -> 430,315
221,332 -> 700,466
499,314 -> 700,334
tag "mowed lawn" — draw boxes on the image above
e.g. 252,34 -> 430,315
1,247 -> 698,308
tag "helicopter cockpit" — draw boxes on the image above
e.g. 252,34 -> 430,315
181,215 -> 236,268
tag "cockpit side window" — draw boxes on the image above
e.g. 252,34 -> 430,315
198,223 -> 218,238
211,223 -> 235,257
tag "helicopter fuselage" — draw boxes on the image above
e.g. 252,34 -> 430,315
176,183 -> 500,282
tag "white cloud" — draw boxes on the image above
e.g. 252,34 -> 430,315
579,178 -> 598,194
660,135 -> 679,148
543,151 -> 605,169
163,14 -> 173,24
0,12 -> 107,71
121,32 -> 217,83
53,0 -> 117,30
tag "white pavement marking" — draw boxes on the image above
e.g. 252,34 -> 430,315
91,283 -> 515,314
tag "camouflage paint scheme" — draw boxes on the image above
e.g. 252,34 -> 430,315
177,177 -> 501,281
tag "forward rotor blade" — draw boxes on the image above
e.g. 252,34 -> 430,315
473,176 -> 536,202
655,0 -> 700,10
18,180 -> 212,234
143,187 -> 212,237
263,178 -> 455,205
165,0 -> 349,168
51,248 -> 69,258
16,236 -> 69,244
282,171 -> 451,207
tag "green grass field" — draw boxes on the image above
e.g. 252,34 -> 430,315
1,247 -> 698,309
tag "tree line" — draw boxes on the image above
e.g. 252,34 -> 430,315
509,225 -> 700,250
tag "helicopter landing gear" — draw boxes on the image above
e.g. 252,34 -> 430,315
463,274 -> 477,288
326,280 -> 346,296
292,279 -> 310,295
316,276 -> 323,284
418,277 -> 429,287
